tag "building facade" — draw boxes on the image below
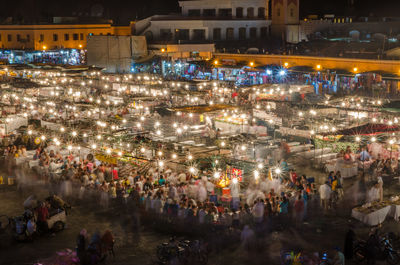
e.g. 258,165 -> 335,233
271,0 -> 300,43
134,0 -> 274,43
0,23 -> 131,50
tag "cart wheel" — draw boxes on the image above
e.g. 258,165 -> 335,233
53,221 -> 65,232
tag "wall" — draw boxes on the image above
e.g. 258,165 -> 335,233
179,0 -> 268,18
213,53 -> 400,74
0,24 -> 130,50
87,35 -> 147,73
144,19 -> 271,41
152,43 -> 215,60
271,0 -> 299,42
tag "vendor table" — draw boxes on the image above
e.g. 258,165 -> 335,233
391,205 -> 400,221
315,153 -> 337,162
28,160 -> 40,168
326,160 -> 358,178
290,144 -> 313,153
351,205 -> 392,226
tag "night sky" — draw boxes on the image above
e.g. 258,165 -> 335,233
0,0 -> 399,24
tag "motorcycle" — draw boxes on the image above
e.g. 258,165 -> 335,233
156,238 -> 187,264
353,233 -> 400,265
156,238 -> 208,265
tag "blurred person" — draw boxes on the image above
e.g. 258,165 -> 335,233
319,181 -> 332,211
241,225 -> 255,250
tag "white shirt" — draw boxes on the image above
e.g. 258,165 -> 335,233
368,187 -> 380,202
178,173 -> 187,183
128,176 -> 134,185
319,184 -> 332,200
230,183 -> 240,198
198,185 -> 207,202
252,202 -> 264,218
377,176 -> 383,188
206,181 -> 214,193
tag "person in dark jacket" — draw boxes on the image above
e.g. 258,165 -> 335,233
344,227 -> 355,259
77,229 -> 88,264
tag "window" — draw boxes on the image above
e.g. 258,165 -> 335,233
144,31 -> 153,41
258,7 -> 265,18
247,7 -> 254,18
175,29 -> 189,40
238,27 -> 246,40
226,28 -> 234,40
218,8 -> 232,17
236,7 -> 243,18
80,33 -> 84,40
250,27 -> 257,39
203,9 -> 216,17
7,34 -> 12,42
17,34 -> 21,42
53,34 -> 58,41
192,29 -> 205,40
73,33 -> 79,40
213,28 -> 221,40
26,34 -> 30,41
188,9 -> 201,16
39,34 -> 44,42
260,27 -> 268,38
290,8 -> 294,17
277,8 -> 280,17
0,34 -> 2,41
160,29 -> 172,40
64,34 -> 69,41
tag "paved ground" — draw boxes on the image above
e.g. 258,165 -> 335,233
0,166 -> 399,265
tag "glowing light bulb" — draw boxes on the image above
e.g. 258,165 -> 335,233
254,170 -> 260,179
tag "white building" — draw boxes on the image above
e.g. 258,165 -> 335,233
134,0 -> 274,42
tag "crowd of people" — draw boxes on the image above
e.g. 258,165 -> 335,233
7,140 -> 387,265
9,143 -> 343,232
